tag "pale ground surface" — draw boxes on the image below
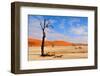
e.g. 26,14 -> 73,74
28,46 -> 88,60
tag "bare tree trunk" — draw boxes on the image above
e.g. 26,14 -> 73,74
41,30 -> 46,56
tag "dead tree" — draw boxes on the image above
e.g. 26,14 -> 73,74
39,19 -> 53,56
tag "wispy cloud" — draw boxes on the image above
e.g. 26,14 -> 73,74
28,15 -> 88,44
70,25 -> 88,36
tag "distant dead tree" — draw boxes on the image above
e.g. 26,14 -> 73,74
39,19 -> 54,56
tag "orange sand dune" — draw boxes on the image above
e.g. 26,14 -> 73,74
53,41 -> 72,46
28,38 -> 41,46
28,38 -> 73,46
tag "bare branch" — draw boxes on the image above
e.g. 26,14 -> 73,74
39,18 -> 54,31
45,20 -> 51,28
43,19 -> 46,29
40,21 -> 44,30
49,25 -> 54,28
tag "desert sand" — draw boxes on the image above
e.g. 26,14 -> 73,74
28,46 -> 88,60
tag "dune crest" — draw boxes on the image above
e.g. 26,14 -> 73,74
28,38 -> 73,46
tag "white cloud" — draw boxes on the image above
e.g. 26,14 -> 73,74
68,36 -> 87,44
29,26 -> 88,44
70,25 -> 88,36
29,17 -> 88,44
29,25 -> 88,44
46,30 -> 69,41
68,24 -> 88,44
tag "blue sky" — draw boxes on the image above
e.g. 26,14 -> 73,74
28,15 -> 88,44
